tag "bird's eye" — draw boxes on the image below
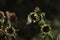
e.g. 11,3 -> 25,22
10,15 -> 16,22
31,14 -> 36,20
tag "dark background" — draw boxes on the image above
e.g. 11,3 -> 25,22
0,0 -> 60,19
0,0 -> 60,40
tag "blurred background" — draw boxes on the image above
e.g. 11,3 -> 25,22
0,0 -> 60,40
0,0 -> 60,19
